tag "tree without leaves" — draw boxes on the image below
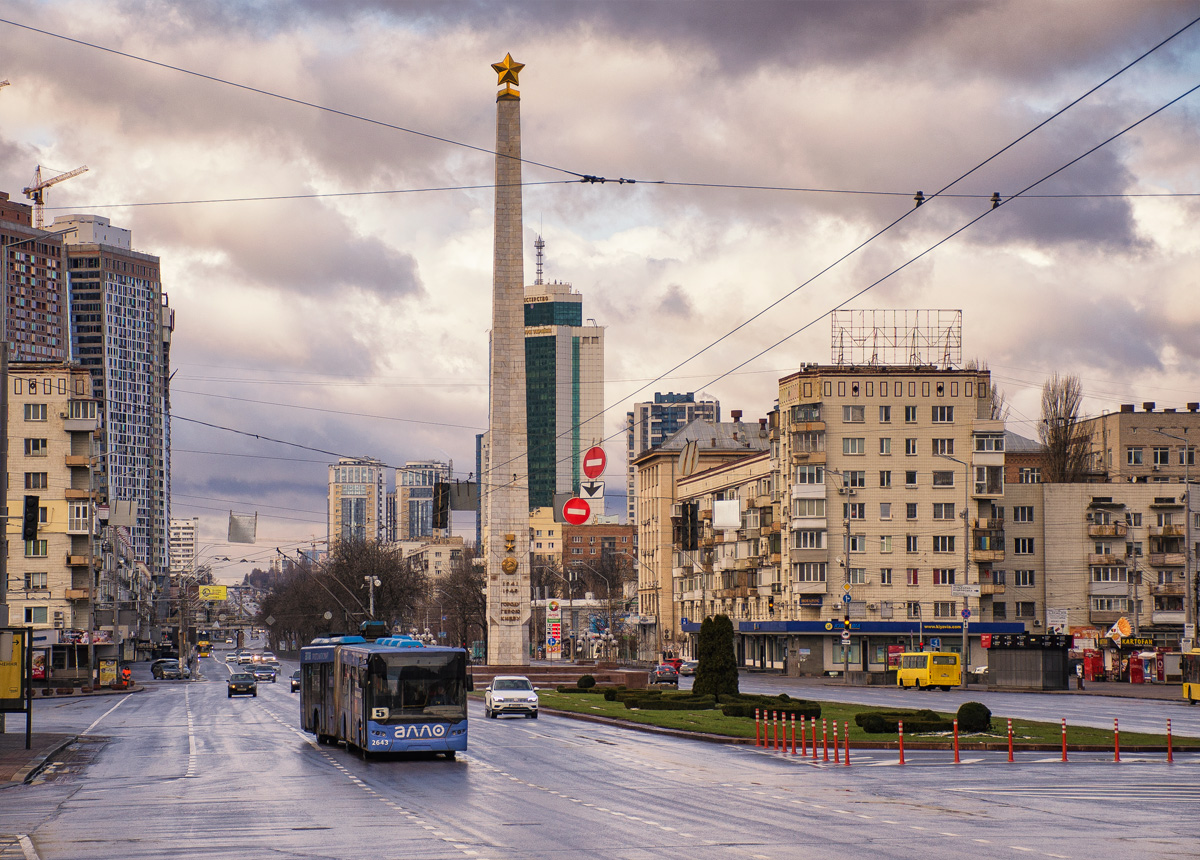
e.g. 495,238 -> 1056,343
428,543 -> 487,652
1038,372 -> 1092,482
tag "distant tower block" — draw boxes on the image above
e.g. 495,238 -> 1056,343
485,53 -> 532,666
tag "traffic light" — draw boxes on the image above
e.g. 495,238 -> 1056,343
22,495 -> 39,542
432,482 -> 450,529
843,616 -> 851,632
768,595 -> 775,615
680,501 -> 700,551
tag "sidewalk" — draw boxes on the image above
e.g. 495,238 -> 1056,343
0,731 -> 76,787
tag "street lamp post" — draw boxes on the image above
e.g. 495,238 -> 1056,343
936,452 -> 972,688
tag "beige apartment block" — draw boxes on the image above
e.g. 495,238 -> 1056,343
633,414 -> 770,662
5,363 -> 101,637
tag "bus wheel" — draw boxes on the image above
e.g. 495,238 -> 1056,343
444,751 -> 457,761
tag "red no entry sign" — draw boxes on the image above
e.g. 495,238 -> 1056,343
562,497 -> 591,525
583,445 -> 607,480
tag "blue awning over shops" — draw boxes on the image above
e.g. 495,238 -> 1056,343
679,619 -> 1026,635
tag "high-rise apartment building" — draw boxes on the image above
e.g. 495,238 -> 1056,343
625,392 -> 720,522
397,461 -> 452,540
169,517 -> 200,576
55,214 -> 173,583
328,457 -> 387,545
0,192 -> 70,361
524,238 -> 605,510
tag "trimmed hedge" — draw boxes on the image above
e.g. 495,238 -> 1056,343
554,686 -> 606,694
854,708 -> 953,734
624,694 -> 716,711
957,701 -> 992,732
715,692 -> 819,720
577,675 -> 596,689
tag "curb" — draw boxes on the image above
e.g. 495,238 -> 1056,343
6,735 -> 79,787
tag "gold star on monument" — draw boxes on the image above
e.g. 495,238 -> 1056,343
492,53 -> 524,86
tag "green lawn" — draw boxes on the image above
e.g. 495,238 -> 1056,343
533,690 -> 1200,748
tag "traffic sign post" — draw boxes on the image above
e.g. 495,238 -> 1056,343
842,593 -> 852,604
562,497 -> 591,525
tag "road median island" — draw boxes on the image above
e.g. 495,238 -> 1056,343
532,688 -> 1200,751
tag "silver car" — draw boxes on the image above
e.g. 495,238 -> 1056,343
484,675 -> 539,719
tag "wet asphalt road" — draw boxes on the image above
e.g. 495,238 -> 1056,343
1,653 -> 1198,860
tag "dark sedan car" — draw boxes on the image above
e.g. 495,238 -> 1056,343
648,664 -> 679,685
152,659 -> 184,680
290,670 -> 301,692
250,664 -> 277,683
228,672 -> 257,698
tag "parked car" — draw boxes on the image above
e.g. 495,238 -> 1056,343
251,664 -> 277,683
228,672 -> 257,697
484,675 -> 539,719
648,664 -> 680,685
662,657 -> 683,671
290,670 -> 301,692
152,659 -> 184,680
678,660 -> 698,677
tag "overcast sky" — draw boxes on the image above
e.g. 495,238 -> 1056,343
2,1 -> 1199,580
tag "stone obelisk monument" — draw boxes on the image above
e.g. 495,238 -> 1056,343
485,53 -> 531,665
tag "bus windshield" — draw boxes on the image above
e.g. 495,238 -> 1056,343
368,652 -> 466,723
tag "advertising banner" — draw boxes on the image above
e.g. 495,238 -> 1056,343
546,600 -> 562,660
198,585 -> 228,602
0,630 -> 27,710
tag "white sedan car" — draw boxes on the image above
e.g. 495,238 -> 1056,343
484,675 -> 539,719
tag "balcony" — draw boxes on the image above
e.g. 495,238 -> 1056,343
66,554 -> 100,568
64,488 -> 100,501
1088,554 -> 1126,566
1087,522 -> 1128,538
734,558 -> 754,570
789,421 -> 826,434
768,552 -> 782,565
1150,582 -> 1184,596
65,454 -> 92,468
791,451 -> 827,466
1148,552 -> 1186,567
715,586 -> 751,600
64,588 -> 90,600
1089,610 -> 1125,625
1151,610 -> 1185,625
1149,524 -> 1185,538
972,548 -> 1005,563
790,580 -> 829,595
974,517 -> 1005,530
755,493 -> 773,508
980,583 -> 1006,595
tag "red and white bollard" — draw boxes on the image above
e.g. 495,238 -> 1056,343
898,719 -> 905,765
755,708 -> 761,747
800,715 -> 807,757
1114,718 -> 1120,763
843,721 -> 850,767
1168,719 -> 1174,764
823,718 -> 829,762
953,718 -> 960,764
772,711 -> 778,750
791,714 -> 797,756
1061,718 -> 1068,763
833,721 -> 840,764
1007,718 -> 1014,763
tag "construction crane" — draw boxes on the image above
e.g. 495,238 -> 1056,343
23,164 -> 89,229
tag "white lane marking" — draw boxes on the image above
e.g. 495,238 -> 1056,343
18,834 -> 38,860
81,694 -> 132,736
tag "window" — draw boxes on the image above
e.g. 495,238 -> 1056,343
933,438 -> 954,455
905,471 -> 918,487
933,503 -> 955,520
880,568 -> 893,586
932,535 -> 955,553
904,405 -> 917,423
795,562 -> 827,582
843,405 -> 865,423
24,571 -> 48,590
844,502 -> 865,520
794,529 -> 826,549
1152,447 -> 1170,466
1013,537 -> 1034,554
1094,541 -> 1112,555
906,534 -> 918,553
879,502 -> 892,520
24,472 -> 48,489
795,465 -> 824,484
906,601 -> 921,618
68,400 -> 98,420
933,601 -> 958,618
571,548 -> 581,555
24,438 -> 48,457
843,438 -> 866,455
1013,506 -> 1034,523
975,434 -> 1004,452
879,535 -> 893,553
906,503 -> 918,520
1014,569 -> 1036,587
932,470 -> 955,487
933,568 -> 956,585
905,438 -> 918,456
992,602 -> 1007,620
25,540 -> 48,557
24,606 -> 48,624
1090,566 -> 1127,582
906,568 -> 919,586
572,536 -> 582,543
1181,446 -> 1196,467
792,498 -> 826,518
1091,597 -> 1131,612
1156,512 -> 1173,527
848,534 -> 866,552
846,470 -> 866,488
879,437 -> 892,455
1018,467 -> 1042,484
23,403 -> 47,422
1015,602 -> 1037,618
848,567 -> 866,584
932,406 -> 954,423
794,432 -> 825,453
879,470 -> 892,488
879,405 -> 892,423
1127,447 -> 1143,466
